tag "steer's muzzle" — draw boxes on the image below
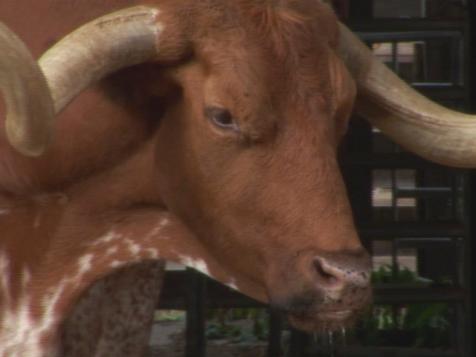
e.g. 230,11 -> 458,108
269,249 -> 372,332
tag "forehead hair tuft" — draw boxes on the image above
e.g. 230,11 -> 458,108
234,0 -> 338,65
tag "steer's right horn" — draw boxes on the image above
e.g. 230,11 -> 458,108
338,23 -> 476,168
0,6 -> 182,157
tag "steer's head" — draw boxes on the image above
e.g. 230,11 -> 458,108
152,0 -> 370,331
3,0 -> 474,332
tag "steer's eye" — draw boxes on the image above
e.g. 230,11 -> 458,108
205,106 -> 239,132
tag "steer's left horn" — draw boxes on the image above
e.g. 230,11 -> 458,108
0,6 -> 176,156
0,22 -> 54,156
338,23 -> 476,168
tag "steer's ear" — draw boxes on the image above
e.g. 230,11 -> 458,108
0,6 -> 192,157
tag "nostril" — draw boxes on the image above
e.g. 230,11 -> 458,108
312,254 -> 372,290
313,257 -> 342,288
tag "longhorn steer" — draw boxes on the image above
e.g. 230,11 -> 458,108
1,1 -> 474,356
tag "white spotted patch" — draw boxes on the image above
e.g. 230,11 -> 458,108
92,231 -> 122,246
0,279 -> 63,356
0,208 -> 9,216
0,250 -> 103,356
125,239 -> 141,257
105,246 -> 119,256
0,252 -> 12,305
77,254 -> 94,275
33,213 -> 42,229
110,260 -> 126,269
91,221 -> 170,267
157,217 -> 170,229
179,256 -> 211,277
143,218 -> 171,241
146,248 -> 159,259
0,215 -> 171,354
21,269 -> 32,290
226,278 -> 239,292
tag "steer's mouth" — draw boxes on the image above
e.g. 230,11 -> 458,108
271,281 -> 373,333
268,249 -> 373,332
287,308 -> 365,333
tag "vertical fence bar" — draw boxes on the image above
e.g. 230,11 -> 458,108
467,2 -> 476,355
467,173 -> 475,357
288,328 -> 308,357
185,270 -> 206,357
267,309 -> 283,357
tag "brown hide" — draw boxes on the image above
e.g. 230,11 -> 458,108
0,0 -> 371,354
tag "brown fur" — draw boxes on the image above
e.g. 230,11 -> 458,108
0,0 -> 371,354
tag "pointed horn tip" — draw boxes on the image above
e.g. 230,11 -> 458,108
8,139 -> 48,157
14,146 -> 46,157
6,125 -> 49,157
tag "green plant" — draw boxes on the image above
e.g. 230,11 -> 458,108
206,308 -> 269,342
371,264 -> 430,285
155,310 -> 186,322
357,266 -> 452,348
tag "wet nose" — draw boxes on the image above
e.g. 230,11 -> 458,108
312,252 -> 371,296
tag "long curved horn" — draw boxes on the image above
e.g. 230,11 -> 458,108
338,23 -> 476,168
0,23 -> 54,156
0,6 -> 164,156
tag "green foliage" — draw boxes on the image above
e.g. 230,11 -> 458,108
205,267 -> 452,348
155,310 -> 186,322
358,303 -> 451,349
371,264 -> 431,285
206,308 -> 269,343
359,265 -> 451,349
206,323 -> 244,341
